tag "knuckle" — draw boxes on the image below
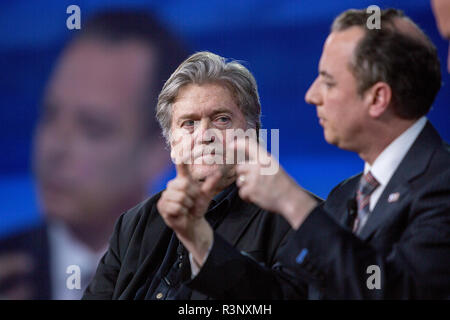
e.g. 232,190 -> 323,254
173,202 -> 183,213
180,178 -> 189,190
166,180 -> 175,189
174,191 -> 187,205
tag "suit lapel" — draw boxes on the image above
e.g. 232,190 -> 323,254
358,183 -> 410,240
332,176 -> 361,228
359,122 -> 442,240
116,204 -> 172,299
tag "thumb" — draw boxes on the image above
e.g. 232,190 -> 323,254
176,162 -> 191,179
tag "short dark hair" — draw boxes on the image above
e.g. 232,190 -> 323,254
332,8 -> 442,119
73,9 -> 188,137
332,8 -> 405,32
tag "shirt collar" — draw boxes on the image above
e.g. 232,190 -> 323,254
210,182 -> 237,210
48,220 -> 107,299
50,221 -> 106,272
364,116 -> 427,186
204,182 -> 237,228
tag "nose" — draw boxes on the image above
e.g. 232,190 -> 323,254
195,119 -> 215,144
305,78 -> 322,107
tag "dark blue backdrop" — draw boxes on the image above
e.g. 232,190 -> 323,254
1,0 -> 449,237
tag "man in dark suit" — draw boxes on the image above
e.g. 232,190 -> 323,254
0,10 -> 186,299
82,51 -> 297,300
170,9 -> 450,299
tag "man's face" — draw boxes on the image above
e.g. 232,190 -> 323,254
33,40 -> 156,227
305,27 -> 369,152
170,83 -> 248,186
431,0 -> 450,71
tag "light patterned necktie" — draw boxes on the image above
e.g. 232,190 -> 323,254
353,171 -> 380,234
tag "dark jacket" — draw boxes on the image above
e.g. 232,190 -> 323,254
187,122 -> 450,299
82,184 -> 296,299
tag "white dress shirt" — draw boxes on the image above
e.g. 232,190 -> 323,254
360,116 -> 427,229
48,221 -> 107,300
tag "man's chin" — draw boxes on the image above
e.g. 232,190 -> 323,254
43,205 -> 77,224
44,203 -> 100,228
39,192 -> 80,222
190,164 -> 223,182
323,129 -> 338,146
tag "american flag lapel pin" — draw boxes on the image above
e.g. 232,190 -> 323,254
388,192 -> 400,203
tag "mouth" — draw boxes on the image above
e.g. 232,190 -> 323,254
193,156 -> 224,167
317,116 -> 325,126
192,148 -> 224,163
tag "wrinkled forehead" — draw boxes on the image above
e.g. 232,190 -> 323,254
172,83 -> 238,117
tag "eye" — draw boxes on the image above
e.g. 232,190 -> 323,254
79,115 -> 115,141
181,120 -> 195,128
321,78 -> 336,89
214,116 -> 231,125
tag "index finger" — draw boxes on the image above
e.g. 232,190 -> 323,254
228,137 -> 259,163
176,162 -> 191,179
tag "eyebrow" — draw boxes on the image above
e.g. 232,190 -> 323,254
77,108 -> 118,127
209,108 -> 234,116
43,95 -> 119,121
319,70 -> 335,80
176,107 -> 234,124
176,113 -> 197,124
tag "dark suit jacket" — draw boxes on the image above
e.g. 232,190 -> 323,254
187,121 -> 450,299
82,186 -> 295,299
0,224 -> 52,299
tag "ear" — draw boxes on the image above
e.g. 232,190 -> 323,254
364,82 -> 392,118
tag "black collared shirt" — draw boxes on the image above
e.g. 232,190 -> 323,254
134,183 -> 237,300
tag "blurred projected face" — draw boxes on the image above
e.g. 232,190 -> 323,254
33,39 -> 156,227
305,27 -> 369,152
170,83 -> 248,187
431,0 -> 450,71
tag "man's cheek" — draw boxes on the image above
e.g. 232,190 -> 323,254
71,154 -> 115,186
170,131 -> 194,164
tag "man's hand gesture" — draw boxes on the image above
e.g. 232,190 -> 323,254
157,163 -> 222,265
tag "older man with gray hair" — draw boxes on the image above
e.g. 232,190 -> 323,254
82,51 -> 300,300
174,9 -> 450,300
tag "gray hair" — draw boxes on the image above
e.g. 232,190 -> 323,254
156,51 -> 261,143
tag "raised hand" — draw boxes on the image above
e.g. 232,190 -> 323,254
232,138 -> 318,229
157,162 -> 222,265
